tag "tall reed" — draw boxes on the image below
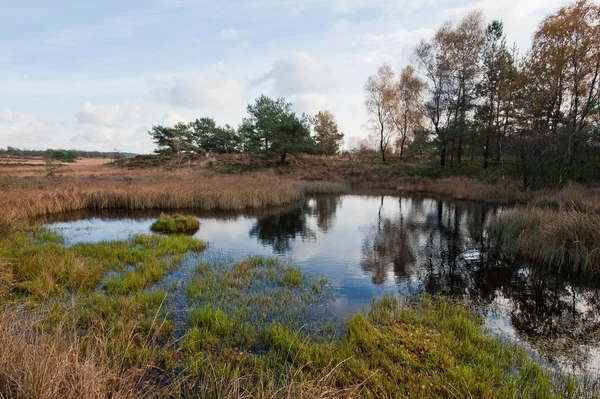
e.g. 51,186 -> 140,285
0,175 -> 346,221
488,208 -> 600,273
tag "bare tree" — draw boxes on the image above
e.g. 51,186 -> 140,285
391,66 -> 424,157
365,64 -> 396,163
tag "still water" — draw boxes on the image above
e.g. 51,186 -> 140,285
44,194 -> 600,375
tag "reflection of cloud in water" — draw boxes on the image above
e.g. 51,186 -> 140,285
194,217 -> 251,242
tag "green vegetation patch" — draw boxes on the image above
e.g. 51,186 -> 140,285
182,256 -> 333,352
0,227 -> 207,300
150,213 -> 200,234
178,295 -> 581,398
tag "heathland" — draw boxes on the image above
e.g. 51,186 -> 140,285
0,153 -> 598,398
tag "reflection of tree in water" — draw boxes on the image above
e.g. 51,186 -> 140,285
361,197 -> 416,285
475,263 -> 600,368
361,196 -> 600,368
312,196 -> 341,232
249,202 -> 315,253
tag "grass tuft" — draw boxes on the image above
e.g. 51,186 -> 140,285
150,213 -> 200,234
488,208 -> 600,274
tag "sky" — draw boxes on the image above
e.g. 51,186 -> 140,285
0,0 -> 566,154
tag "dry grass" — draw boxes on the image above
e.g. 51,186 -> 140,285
489,208 -> 600,273
0,257 -> 13,299
532,183 -> 600,214
0,310 -> 159,399
395,176 -> 522,203
489,184 -> 600,274
0,174 -> 345,222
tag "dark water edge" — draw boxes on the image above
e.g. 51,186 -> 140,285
42,194 -> 600,376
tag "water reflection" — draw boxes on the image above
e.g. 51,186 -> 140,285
250,202 -> 316,253
45,194 -> 600,373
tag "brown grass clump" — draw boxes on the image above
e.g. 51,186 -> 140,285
532,183 -> 600,213
396,176 -> 521,204
488,208 -> 600,273
0,310 -> 158,399
0,174 -> 346,220
0,257 -> 13,299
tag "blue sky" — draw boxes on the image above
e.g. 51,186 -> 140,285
0,0 -> 565,153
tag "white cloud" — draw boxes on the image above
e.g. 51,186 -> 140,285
251,52 -> 334,97
148,75 -> 244,108
219,29 -> 240,39
76,102 -> 141,127
0,106 -> 154,153
292,93 -> 331,115
0,109 -> 30,124
359,28 -> 434,46
161,111 -> 187,126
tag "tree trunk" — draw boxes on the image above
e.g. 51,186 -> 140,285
280,151 -> 287,164
400,134 -> 406,158
440,140 -> 446,167
456,136 -> 462,168
380,125 -> 386,163
450,139 -> 455,169
483,135 -> 490,169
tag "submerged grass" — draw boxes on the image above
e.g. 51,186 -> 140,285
0,228 -> 207,300
177,295 -> 584,398
150,213 -> 200,234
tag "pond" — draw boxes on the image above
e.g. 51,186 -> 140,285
43,194 -> 600,375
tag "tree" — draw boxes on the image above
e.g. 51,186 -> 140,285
240,95 -> 315,163
446,11 -> 485,168
478,21 -> 516,168
190,117 -> 240,153
148,123 -> 196,154
528,0 -> 600,164
414,27 -> 454,167
271,114 -> 314,163
240,95 -> 293,153
365,63 -> 396,163
312,110 -> 344,156
391,66 -> 424,157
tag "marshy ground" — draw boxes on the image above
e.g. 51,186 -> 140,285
0,155 -> 599,398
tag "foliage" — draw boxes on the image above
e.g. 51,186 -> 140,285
190,117 -> 241,153
311,110 -> 344,155
45,149 -> 79,163
240,95 -> 316,163
148,123 -> 199,154
364,63 -> 397,163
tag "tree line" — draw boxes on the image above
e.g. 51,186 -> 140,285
148,96 -> 344,163
365,0 -> 599,188
0,147 -> 131,161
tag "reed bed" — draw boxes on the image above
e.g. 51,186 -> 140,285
0,174 -> 346,221
532,183 -> 600,214
396,176 -> 521,204
488,208 -> 600,273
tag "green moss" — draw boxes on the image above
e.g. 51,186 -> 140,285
150,213 -> 200,234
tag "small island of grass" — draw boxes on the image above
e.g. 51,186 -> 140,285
150,213 -> 200,234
